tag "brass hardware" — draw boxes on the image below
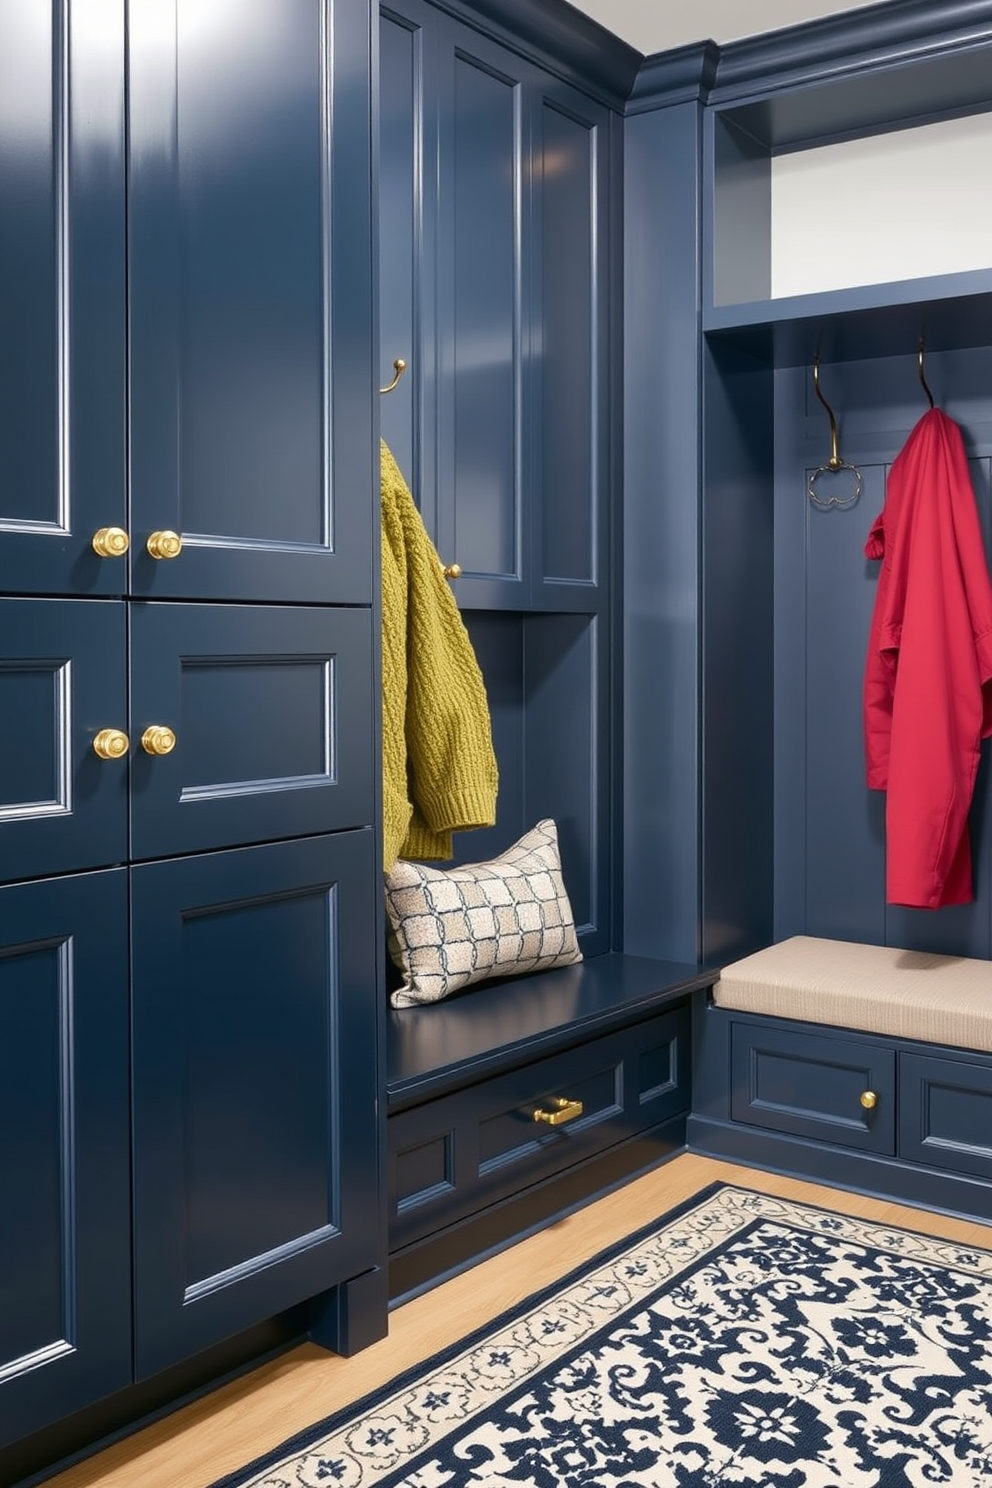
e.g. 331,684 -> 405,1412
807,355 -> 863,511
860,1090 -> 878,1111
146,530 -> 183,560
443,563 -> 462,580
533,1096 -> 583,1127
92,728 -> 130,760
918,339 -> 935,410
141,725 -> 177,756
379,357 -> 407,395
92,526 -> 130,558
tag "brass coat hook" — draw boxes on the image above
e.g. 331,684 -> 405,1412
812,355 -> 842,472
918,340 -> 935,409
808,355 -> 863,511
379,357 -> 407,395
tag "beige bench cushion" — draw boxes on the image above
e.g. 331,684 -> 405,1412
714,935 -> 992,1053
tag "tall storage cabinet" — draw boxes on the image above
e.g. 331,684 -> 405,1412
0,0 -> 383,1460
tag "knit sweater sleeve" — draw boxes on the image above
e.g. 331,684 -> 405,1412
380,446 -> 414,871
380,442 -> 498,866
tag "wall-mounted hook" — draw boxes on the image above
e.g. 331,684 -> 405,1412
379,357 -> 407,395
808,354 -> 863,511
918,340 -> 935,409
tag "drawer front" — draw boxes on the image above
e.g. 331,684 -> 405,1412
388,1004 -> 689,1250
900,1052 -> 992,1180
730,1022 -> 895,1154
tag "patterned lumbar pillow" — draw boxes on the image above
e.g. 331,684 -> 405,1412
384,818 -> 583,1007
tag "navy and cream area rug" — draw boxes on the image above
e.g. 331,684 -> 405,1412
212,1184 -> 992,1488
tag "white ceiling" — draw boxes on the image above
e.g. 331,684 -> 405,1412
565,0 -> 896,57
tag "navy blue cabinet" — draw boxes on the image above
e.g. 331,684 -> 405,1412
379,0 -> 614,613
0,871 -> 130,1443
128,603 -> 374,859
131,832 -> 377,1377
0,1 -> 126,598
0,0 -> 381,1464
128,0 -> 373,606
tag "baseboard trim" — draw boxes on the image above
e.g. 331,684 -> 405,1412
687,1114 -> 992,1225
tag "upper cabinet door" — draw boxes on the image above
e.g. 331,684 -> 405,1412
0,1 -> 127,597
378,0 -> 613,612
530,78 -> 612,613
128,0 -> 374,604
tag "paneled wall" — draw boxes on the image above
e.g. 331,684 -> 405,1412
774,351 -> 992,958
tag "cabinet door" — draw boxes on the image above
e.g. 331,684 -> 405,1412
0,0 -> 126,597
129,602 -> 373,860
0,870 -> 130,1448
529,77 -> 612,613
0,598 -> 128,883
131,831 -> 379,1378
128,0 -> 374,604
379,1 -> 612,612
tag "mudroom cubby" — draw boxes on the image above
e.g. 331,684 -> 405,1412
699,51 -> 992,959
678,16 -> 992,1208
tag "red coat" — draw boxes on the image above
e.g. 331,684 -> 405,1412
864,408 -> 992,908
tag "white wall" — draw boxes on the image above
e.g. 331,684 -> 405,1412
771,110 -> 992,298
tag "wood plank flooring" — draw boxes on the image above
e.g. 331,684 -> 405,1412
43,1154 -> 992,1488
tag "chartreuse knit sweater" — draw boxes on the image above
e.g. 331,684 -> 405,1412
380,440 -> 498,870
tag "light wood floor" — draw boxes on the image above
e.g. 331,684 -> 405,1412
44,1155 -> 992,1488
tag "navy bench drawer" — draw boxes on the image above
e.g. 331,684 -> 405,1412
730,1022 -> 895,1154
899,1052 -> 992,1181
388,1004 -> 689,1251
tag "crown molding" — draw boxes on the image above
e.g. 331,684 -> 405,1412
711,0 -> 992,102
427,0 -> 641,108
625,0 -> 992,117
626,42 -> 720,116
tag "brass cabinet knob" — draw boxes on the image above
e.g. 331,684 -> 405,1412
860,1090 -> 878,1111
141,725 -> 177,756
92,728 -> 130,760
146,530 -> 183,560
443,563 -> 462,580
533,1096 -> 583,1127
92,526 -> 130,557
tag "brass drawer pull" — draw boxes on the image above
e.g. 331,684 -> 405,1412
860,1090 -> 878,1111
533,1096 -> 583,1127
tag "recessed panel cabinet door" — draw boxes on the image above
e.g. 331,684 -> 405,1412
0,0 -> 127,596
131,831 -> 378,1378
128,0 -> 374,604
128,602 -> 373,860
0,870 -> 130,1447
0,599 -> 128,884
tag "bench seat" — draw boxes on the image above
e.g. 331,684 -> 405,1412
713,934 -> 992,1053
